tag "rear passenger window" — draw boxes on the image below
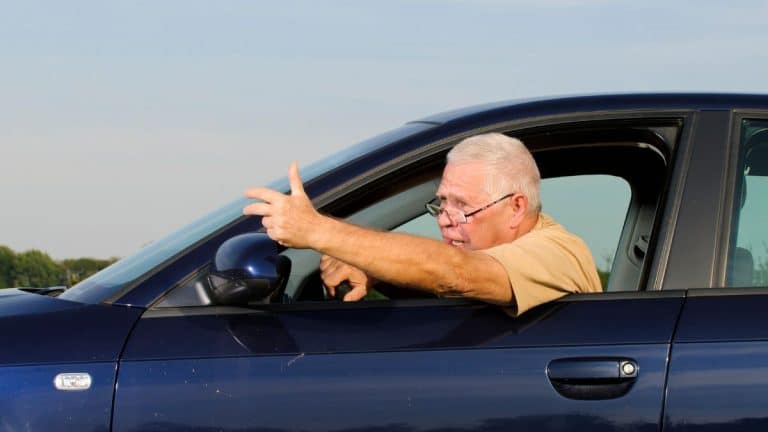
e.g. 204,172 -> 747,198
728,119 -> 768,287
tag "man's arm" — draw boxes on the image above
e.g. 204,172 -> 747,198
243,162 -> 513,305
314,217 -> 512,303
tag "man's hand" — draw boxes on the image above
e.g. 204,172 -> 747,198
320,255 -> 373,301
243,162 -> 323,249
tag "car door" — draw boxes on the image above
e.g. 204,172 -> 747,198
111,115 -> 690,432
664,113 -> 768,431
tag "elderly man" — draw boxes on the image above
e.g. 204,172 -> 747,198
244,133 -> 601,316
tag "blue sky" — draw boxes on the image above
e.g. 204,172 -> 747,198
2,0 -> 767,259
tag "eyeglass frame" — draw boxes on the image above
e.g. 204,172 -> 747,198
425,193 -> 516,224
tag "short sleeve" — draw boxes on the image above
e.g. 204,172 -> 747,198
481,221 -> 602,316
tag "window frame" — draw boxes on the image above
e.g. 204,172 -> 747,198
151,116 -> 679,310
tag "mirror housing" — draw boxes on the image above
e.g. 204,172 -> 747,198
208,233 -> 291,306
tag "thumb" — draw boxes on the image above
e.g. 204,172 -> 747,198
288,161 -> 306,196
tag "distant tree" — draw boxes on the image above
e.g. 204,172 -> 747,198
597,251 -> 613,290
754,244 -> 768,287
11,250 -> 65,287
60,257 -> 118,285
597,269 -> 610,290
0,246 -> 119,289
0,246 -> 14,288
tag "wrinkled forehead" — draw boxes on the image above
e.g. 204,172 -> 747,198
436,161 -> 492,199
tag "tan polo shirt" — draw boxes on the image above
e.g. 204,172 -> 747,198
481,213 -> 602,316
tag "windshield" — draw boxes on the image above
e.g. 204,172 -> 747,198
58,196 -> 261,304
58,122 -> 435,304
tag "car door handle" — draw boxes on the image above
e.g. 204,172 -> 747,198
547,358 -> 638,400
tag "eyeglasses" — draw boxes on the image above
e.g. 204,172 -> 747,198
425,193 -> 515,224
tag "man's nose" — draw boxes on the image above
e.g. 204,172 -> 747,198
437,209 -> 456,227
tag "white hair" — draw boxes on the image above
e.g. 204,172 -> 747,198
446,133 -> 541,213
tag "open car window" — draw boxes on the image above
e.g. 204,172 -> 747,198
155,119 -> 672,308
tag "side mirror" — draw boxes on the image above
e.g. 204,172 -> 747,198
208,233 -> 291,306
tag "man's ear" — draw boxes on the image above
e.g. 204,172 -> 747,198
510,193 -> 529,216
505,193 -> 529,229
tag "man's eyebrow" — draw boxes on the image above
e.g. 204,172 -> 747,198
437,194 -> 469,207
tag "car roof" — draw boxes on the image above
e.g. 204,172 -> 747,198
413,93 -> 768,125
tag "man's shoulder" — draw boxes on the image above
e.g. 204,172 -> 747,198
515,213 -> 592,254
481,213 -> 588,255
532,213 -> 575,238
533,213 -> 555,230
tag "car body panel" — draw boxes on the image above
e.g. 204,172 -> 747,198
113,295 -> 682,431
0,363 -> 117,432
665,292 -> 768,431
123,296 -> 684,359
0,290 -> 142,430
417,93 -> 768,125
115,345 -> 668,432
663,105 -> 768,431
0,289 -> 142,366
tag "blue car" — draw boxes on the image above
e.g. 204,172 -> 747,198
3,93 -> 768,431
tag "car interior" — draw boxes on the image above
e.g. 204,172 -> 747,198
155,119 -> 675,308
284,121 -> 672,303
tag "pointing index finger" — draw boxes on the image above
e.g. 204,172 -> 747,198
243,187 -> 286,203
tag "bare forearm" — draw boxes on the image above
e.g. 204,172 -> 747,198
311,216 -> 512,304
242,167 -> 511,304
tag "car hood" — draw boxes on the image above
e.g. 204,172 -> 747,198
0,289 -> 144,366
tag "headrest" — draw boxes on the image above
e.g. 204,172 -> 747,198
745,129 -> 768,176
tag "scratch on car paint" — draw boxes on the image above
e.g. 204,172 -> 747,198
286,352 -> 305,368
215,388 -> 233,398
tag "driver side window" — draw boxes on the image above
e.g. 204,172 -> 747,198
155,125 -> 668,308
